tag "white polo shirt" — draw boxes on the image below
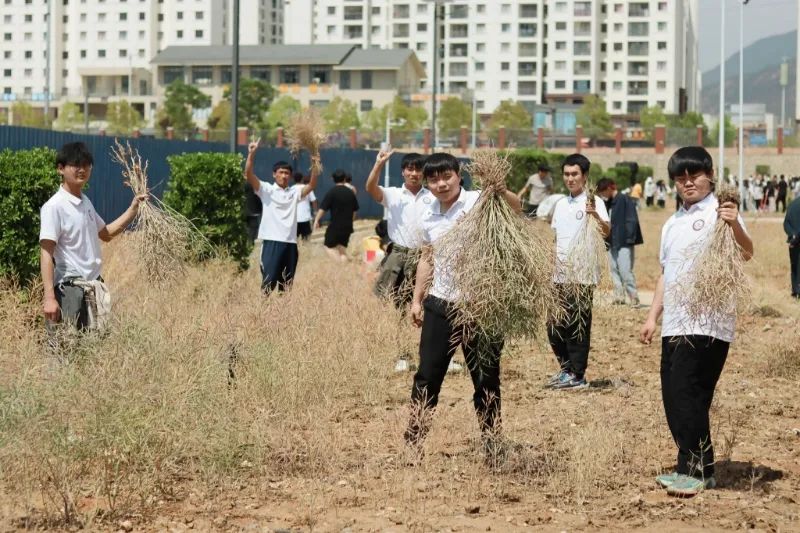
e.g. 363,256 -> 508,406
39,186 -> 106,284
380,184 -> 433,248
419,188 -> 481,302
293,184 -> 316,223
256,181 -> 303,243
660,193 -> 747,342
550,191 -> 610,284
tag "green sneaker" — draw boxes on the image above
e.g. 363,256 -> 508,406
666,474 -> 716,497
655,472 -> 679,488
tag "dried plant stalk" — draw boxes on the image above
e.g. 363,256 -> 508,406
558,187 -> 610,323
285,108 -> 326,176
111,140 -> 212,283
436,151 -> 563,351
672,187 -> 751,330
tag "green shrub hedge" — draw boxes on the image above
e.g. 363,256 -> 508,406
165,152 -> 251,270
0,148 -> 61,284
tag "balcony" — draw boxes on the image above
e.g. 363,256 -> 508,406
573,61 -> 591,76
629,3 -> 650,17
519,42 -> 537,57
449,43 -> 468,57
628,42 -> 649,56
519,23 -> 537,37
628,82 -> 648,96
343,6 -> 363,20
574,2 -> 591,16
344,25 -> 363,39
628,62 -> 648,76
573,42 -> 591,56
450,24 -> 468,38
518,81 -> 537,96
450,5 -> 468,19
392,5 -> 410,18
518,62 -> 537,76
520,4 -> 538,18
449,62 -> 467,76
575,22 -> 591,37
628,22 -> 649,37
393,24 -> 409,38
573,80 -> 591,94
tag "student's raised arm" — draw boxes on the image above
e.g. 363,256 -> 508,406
301,159 -> 320,199
496,179 -> 522,213
365,149 -> 394,204
244,139 -> 262,193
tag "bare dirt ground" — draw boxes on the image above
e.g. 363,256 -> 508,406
2,208 -> 799,532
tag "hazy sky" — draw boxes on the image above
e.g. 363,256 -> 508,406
698,0 -> 797,72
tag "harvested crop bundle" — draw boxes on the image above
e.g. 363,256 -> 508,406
435,150 -> 562,344
560,186 -> 610,313
286,108 -> 326,176
672,186 -> 751,329
111,140 -> 211,282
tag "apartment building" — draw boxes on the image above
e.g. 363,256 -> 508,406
0,0 -> 283,124
283,0 -> 699,119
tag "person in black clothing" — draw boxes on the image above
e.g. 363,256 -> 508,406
777,175 -> 788,213
784,195 -> 800,298
314,169 -> 359,262
596,177 -> 644,306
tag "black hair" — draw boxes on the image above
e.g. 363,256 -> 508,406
56,142 -> 93,168
595,177 -> 616,191
332,169 -> 347,183
272,161 -> 293,173
561,153 -> 590,175
667,146 -> 713,181
345,173 -> 353,183
422,153 -> 460,178
292,172 -> 304,183
537,163 -> 550,172
401,152 -> 426,170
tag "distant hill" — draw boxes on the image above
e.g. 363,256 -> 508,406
700,31 -> 796,119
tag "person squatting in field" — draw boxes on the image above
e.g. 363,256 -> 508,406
40,141 -> 148,352
405,153 -> 522,459
244,139 -> 319,293
640,146 -> 753,497
546,154 -> 610,390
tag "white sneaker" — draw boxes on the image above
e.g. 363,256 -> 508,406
394,359 -> 410,372
447,360 -> 464,373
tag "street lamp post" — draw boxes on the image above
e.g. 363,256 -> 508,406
229,0 -> 240,153
738,1 -> 746,201
718,0 -> 726,182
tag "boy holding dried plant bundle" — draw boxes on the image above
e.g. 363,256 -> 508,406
406,153 -> 522,457
40,142 -> 147,342
640,146 -> 753,497
245,139 -> 318,292
547,154 -> 610,390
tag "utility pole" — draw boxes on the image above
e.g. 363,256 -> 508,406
780,58 -> 789,129
718,0 -> 726,182
44,0 -> 52,127
230,0 -> 240,152
431,2 -> 440,150
738,1 -> 746,201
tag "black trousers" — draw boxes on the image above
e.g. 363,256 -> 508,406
547,284 -> 594,380
661,336 -> 729,479
790,245 -> 800,297
408,295 -> 503,442
777,195 -> 787,213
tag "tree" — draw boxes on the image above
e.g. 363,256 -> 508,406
207,99 -> 231,135
387,96 -> 427,132
575,95 -> 613,141
265,95 -> 301,130
53,102 -> 85,131
710,114 -> 736,147
156,79 -> 211,135
488,100 -> 532,134
438,97 -> 472,132
106,100 -> 144,135
639,105 -> 666,141
223,77 -> 275,130
361,106 -> 387,134
321,96 -> 360,132
10,102 -> 46,128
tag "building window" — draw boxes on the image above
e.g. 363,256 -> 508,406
192,66 -> 212,85
657,80 -> 667,90
361,70 -> 372,89
139,12 -> 145,20
554,80 -> 566,89
250,66 -> 270,82
501,81 -> 510,90
177,30 -> 183,38
119,49 -> 127,57
518,81 -> 537,95
279,65 -> 300,84
360,100 -> 372,112
310,65 -> 331,84
195,30 -> 203,38
327,6 -> 335,15
195,11 -> 203,19
119,12 -> 127,20
98,49 -> 106,58
339,71 -> 350,89
177,11 -> 183,19
163,66 -> 184,85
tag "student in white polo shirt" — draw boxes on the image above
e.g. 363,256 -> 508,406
641,146 -> 753,497
292,172 -> 317,242
244,140 -> 318,293
40,141 -> 147,338
405,153 -> 522,458
547,153 -> 610,390
366,150 -> 430,305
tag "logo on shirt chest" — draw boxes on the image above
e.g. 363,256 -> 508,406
575,211 -> 585,220
423,197 -> 432,204
692,219 -> 705,231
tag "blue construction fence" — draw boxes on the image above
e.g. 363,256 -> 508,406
0,125 -> 435,223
